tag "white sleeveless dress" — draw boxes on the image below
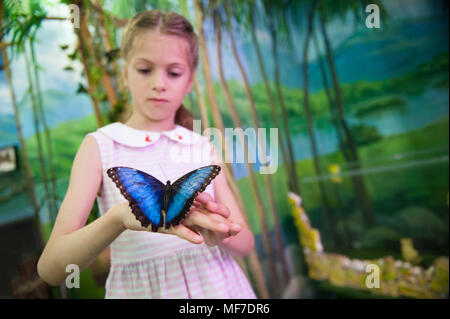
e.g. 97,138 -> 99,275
87,122 -> 256,299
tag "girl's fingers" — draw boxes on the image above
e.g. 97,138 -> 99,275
229,222 -> 242,235
205,201 -> 230,218
184,210 -> 230,233
167,224 -> 204,244
195,192 -> 213,204
194,193 -> 230,219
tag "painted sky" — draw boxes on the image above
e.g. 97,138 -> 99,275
0,0 -> 447,141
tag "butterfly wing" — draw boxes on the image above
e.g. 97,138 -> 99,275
164,165 -> 221,228
107,167 -> 165,231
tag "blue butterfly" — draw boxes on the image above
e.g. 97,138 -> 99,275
107,165 -> 221,232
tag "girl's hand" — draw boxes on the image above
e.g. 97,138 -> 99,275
182,192 -> 242,246
111,195 -> 241,245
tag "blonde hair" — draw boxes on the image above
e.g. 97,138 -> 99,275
121,10 -> 198,130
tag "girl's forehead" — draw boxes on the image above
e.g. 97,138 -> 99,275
129,30 -> 191,66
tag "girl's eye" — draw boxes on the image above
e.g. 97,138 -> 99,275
137,69 -> 180,77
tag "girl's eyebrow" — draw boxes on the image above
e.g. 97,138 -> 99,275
134,58 -> 187,68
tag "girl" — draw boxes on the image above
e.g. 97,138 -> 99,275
37,10 -> 256,299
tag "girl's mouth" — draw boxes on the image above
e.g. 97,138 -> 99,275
149,98 -> 168,104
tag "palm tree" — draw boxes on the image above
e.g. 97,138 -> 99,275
24,41 -> 52,222
193,0 -> 270,299
316,0 -> 387,228
0,1 -> 43,245
69,0 -> 133,126
83,2 -> 119,111
192,76 -> 211,129
262,0 -> 301,196
301,0 -> 339,246
312,31 -> 353,249
220,0 -> 292,289
69,0 -> 103,127
4,0 -> 62,227
211,1 -> 285,295
92,0 -> 130,122
178,0 -> 211,129
312,30 -> 350,161
192,0 -> 248,213
29,32 -> 58,223
247,0 -> 301,197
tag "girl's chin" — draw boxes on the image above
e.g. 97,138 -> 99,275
143,112 -> 175,122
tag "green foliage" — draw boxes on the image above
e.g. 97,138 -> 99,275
24,114 -> 99,187
350,124 -> 383,146
2,0 -> 47,59
67,49 -> 79,61
352,95 -> 406,118
107,98 -> 127,123
76,83 -> 88,94
395,206 -> 448,239
89,66 -> 103,85
357,226 -> 402,249
387,51 -> 449,96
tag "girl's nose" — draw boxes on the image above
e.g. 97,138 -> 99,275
151,70 -> 166,92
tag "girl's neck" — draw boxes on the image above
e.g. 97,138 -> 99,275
125,114 -> 176,132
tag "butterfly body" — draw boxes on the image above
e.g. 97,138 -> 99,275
107,165 -> 221,232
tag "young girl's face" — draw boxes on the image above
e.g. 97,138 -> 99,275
123,30 -> 193,127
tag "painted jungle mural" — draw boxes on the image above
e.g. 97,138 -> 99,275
0,0 -> 448,299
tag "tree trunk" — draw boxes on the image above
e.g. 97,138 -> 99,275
302,1 -> 339,247
318,13 -> 375,228
224,2 -> 291,289
193,75 -> 210,129
81,3 -> 118,111
193,0 -> 247,211
29,40 -> 59,224
312,32 -> 350,161
249,12 -> 298,196
313,31 -> 353,249
269,19 -> 301,196
214,7 -> 282,295
93,0 -> 124,93
92,0 -> 130,122
0,30 -> 43,248
23,41 -> 52,219
74,8 -> 103,127
193,0 -> 269,299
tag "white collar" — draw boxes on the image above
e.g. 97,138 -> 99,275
98,122 -> 203,147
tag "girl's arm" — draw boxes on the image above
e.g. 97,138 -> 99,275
214,165 -> 255,258
37,136 -> 126,286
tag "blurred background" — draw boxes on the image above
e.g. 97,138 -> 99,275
0,0 -> 448,299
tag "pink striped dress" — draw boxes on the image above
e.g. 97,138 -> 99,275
87,122 -> 256,299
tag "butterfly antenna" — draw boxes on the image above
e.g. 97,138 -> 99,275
158,163 -> 170,182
